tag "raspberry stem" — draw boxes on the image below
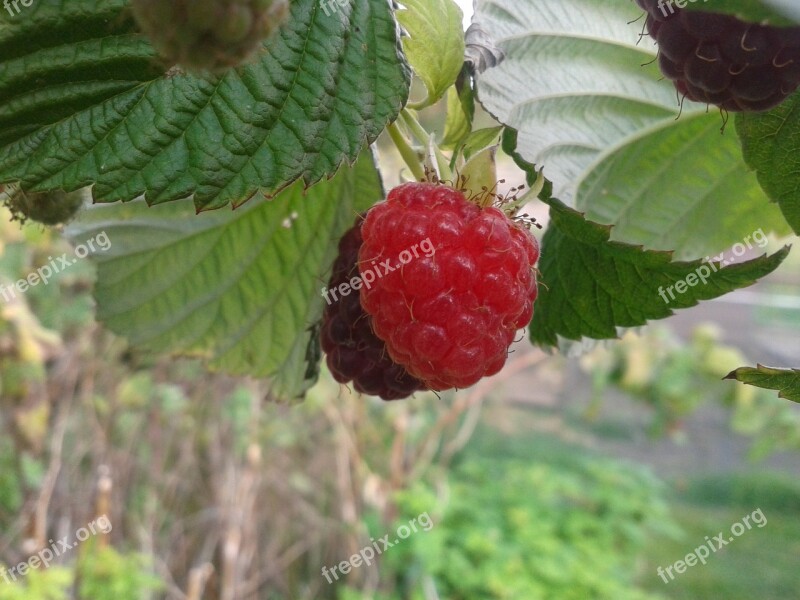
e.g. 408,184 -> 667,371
399,110 -> 454,182
387,121 -> 426,181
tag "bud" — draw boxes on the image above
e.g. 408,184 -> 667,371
5,189 -> 84,226
130,0 -> 290,74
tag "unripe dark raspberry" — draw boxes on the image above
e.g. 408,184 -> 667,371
321,216 -> 426,401
4,189 -> 84,226
131,0 -> 289,74
636,0 -> 800,112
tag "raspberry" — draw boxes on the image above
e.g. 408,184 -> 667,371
321,216 -> 426,401
636,0 -> 800,111
4,189 -> 83,226
358,182 -> 539,391
130,0 -> 289,74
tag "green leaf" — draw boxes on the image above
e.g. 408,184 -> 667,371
441,75 -> 475,150
736,90 -> 800,235
0,0 -> 409,210
530,198 -> 789,348
65,151 -> 384,399
680,0 -> 796,25
503,128 -> 793,350
461,126 -> 503,162
397,0 -> 466,110
441,87 -> 471,150
475,0 -> 790,259
725,365 -> 800,402
578,112 -> 790,259
460,145 -> 497,199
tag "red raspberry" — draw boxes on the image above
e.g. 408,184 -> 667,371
635,0 -> 800,112
320,216 -> 426,401
358,182 -> 539,391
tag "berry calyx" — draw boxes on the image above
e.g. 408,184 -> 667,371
4,189 -> 84,226
636,0 -> 800,112
358,182 -> 540,391
130,0 -> 289,74
321,216 -> 426,401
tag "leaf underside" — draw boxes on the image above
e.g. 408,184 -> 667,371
502,130 -> 791,349
475,0 -> 790,260
65,151 -> 384,399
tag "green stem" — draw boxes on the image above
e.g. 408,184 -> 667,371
387,121 -> 425,181
399,109 -> 430,143
400,110 -> 453,182
407,97 -> 433,112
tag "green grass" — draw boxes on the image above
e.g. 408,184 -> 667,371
465,421 -> 800,600
682,472 -> 800,513
641,473 -> 800,600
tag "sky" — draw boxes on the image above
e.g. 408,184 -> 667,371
454,0 -> 474,29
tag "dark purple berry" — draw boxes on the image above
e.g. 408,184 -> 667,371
320,216 -> 426,401
637,0 -> 800,112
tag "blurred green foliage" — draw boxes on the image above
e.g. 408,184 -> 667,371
0,566 -> 71,600
642,480 -> 800,600
580,324 -> 800,456
78,546 -> 163,599
339,451 -> 677,599
0,546 -> 160,600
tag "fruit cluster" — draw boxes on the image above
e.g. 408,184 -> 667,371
636,0 -> 800,111
322,182 -> 540,399
130,0 -> 289,73
321,215 -> 426,401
